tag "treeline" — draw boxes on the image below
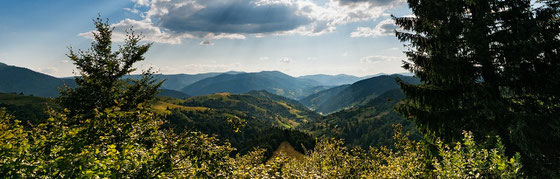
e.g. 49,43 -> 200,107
2,0 -> 560,176
0,93 -> 52,126
395,0 -> 560,177
0,17 -> 523,178
164,108 -> 315,157
306,89 -> 421,149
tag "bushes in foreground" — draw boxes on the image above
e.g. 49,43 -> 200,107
1,111 -> 522,178
229,125 -> 522,178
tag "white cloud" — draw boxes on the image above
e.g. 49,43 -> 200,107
183,63 -> 242,73
81,0 -> 405,44
78,19 -> 194,44
141,0 -> 401,37
143,62 -> 245,74
132,0 -> 150,7
334,0 -> 405,7
360,55 -> 402,64
205,33 -> 246,40
351,18 -> 399,38
306,57 -> 318,61
279,57 -> 292,63
124,7 -> 140,14
35,66 -> 59,75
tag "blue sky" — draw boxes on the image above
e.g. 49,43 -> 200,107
0,0 -> 412,77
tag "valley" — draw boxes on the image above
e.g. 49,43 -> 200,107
0,62 -> 420,157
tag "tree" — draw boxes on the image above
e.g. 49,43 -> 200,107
58,17 -> 160,118
394,0 -> 560,177
0,17 -> 238,178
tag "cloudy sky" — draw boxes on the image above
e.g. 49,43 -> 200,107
0,0 -> 412,77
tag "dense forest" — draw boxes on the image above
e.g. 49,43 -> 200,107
1,0 -> 559,178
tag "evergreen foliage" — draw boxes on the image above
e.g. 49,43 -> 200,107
0,15 -> 527,178
394,0 -> 560,177
58,17 -> 160,117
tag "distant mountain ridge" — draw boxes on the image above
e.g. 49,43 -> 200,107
124,71 -> 245,91
0,62 -> 413,101
299,75 -> 420,114
0,62 -> 74,97
180,71 -> 322,99
298,74 -> 362,86
307,89 -> 421,148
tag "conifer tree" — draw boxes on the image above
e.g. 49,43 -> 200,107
394,0 -> 559,177
58,17 -> 161,118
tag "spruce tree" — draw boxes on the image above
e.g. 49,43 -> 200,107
58,17 -> 161,118
394,0 -> 559,177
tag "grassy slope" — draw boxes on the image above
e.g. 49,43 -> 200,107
270,141 -> 305,161
156,92 -> 317,157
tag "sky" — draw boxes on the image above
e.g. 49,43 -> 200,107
0,0 -> 413,77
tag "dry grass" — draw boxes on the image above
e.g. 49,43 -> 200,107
153,101 -> 209,114
270,141 -> 305,161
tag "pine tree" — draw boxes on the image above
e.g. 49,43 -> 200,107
58,17 -> 161,118
394,0 -> 559,177
5,17 -> 236,177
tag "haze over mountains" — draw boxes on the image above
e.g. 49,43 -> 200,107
0,62 -> 416,114
301,75 -> 420,114
181,71 -> 322,99
0,62 -> 75,97
0,61 -> 421,157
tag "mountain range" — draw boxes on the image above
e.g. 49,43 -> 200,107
181,71 -> 323,99
0,62 -> 421,154
0,62 -> 417,115
300,75 -> 420,114
0,62 -> 75,97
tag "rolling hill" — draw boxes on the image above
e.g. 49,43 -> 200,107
298,74 -> 363,86
305,89 -> 421,149
158,89 -> 190,99
299,85 -> 350,112
0,92 -> 54,125
157,91 -> 318,157
125,71 -> 244,91
299,75 -> 420,114
0,62 -> 75,97
181,71 -> 321,99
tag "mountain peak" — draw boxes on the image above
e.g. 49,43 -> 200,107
259,70 -> 285,75
223,71 -> 245,75
0,62 -> 7,68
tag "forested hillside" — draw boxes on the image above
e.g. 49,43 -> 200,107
0,93 -> 52,125
300,75 -> 419,114
306,89 -> 421,149
3,0 -> 559,176
154,91 -> 318,157
0,62 -> 74,97
181,71 -> 322,99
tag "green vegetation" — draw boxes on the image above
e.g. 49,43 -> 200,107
2,0 -> 558,175
227,126 -> 522,178
180,71 -> 322,99
300,75 -> 419,114
395,0 -> 560,177
0,93 -> 53,125
157,89 -> 190,99
307,89 -> 421,149
0,63 -> 75,97
158,91 -> 317,157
